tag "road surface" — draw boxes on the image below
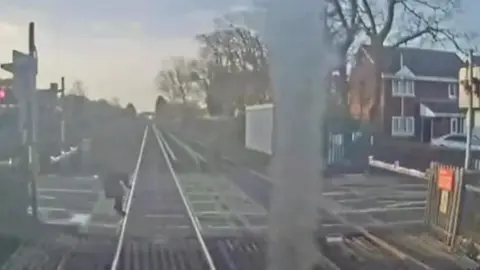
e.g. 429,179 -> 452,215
35,175 -> 101,227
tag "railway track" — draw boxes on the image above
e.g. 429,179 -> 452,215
108,125 -> 215,269
4,123 -> 480,269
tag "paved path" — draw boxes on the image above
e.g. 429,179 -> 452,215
36,175 -> 102,227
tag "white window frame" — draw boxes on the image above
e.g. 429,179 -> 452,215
448,83 -> 458,99
392,116 -> 415,136
450,118 -> 459,134
392,79 -> 415,97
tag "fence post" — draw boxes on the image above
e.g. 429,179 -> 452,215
425,162 -> 437,227
445,165 -> 459,249
449,167 -> 464,249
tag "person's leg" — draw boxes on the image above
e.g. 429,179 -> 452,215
120,173 -> 131,189
113,195 -> 126,217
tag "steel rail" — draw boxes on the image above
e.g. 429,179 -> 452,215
109,125 -> 149,270
152,124 -> 217,270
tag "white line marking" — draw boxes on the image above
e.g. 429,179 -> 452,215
70,213 -> 91,225
385,201 -> 426,208
196,211 -> 266,216
29,206 -> 68,212
248,169 -> 274,184
322,191 -> 351,196
166,132 -> 206,162
39,195 -> 56,200
334,206 -> 425,214
157,130 -> 216,270
337,198 -> 373,203
72,176 -> 99,181
160,225 -> 191,229
38,188 -> 95,194
322,219 -> 423,227
110,125 -> 148,270
145,214 -> 185,218
90,223 -> 119,228
153,126 -> 177,161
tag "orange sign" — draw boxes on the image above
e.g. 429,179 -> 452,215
438,168 -> 454,191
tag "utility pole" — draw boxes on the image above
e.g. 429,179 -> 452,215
60,77 -> 66,147
28,22 -> 39,222
465,50 -> 474,169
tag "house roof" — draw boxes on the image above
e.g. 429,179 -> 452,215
420,101 -> 462,117
361,45 -> 463,78
472,55 -> 480,66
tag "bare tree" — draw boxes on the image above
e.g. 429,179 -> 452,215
155,57 -> 203,104
196,26 -> 270,114
325,0 -> 361,117
69,80 -> 86,96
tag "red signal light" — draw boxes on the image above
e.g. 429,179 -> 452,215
0,88 -> 5,99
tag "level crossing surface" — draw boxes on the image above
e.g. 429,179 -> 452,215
8,122 -> 478,270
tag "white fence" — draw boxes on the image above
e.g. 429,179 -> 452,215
245,103 -> 274,155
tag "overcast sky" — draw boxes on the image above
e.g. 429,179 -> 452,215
0,0 -> 250,111
0,0 -> 476,111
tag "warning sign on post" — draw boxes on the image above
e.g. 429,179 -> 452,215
438,168 -> 454,191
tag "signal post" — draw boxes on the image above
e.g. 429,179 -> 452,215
1,22 -> 40,228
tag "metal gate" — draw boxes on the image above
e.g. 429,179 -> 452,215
326,131 -> 369,165
425,162 -> 464,249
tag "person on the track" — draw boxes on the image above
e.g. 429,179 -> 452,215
102,172 -> 131,217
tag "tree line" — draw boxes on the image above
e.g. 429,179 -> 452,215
155,0 -> 475,121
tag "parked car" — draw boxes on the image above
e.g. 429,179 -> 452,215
431,133 -> 480,151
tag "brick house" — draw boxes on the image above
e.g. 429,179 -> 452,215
349,46 -> 465,142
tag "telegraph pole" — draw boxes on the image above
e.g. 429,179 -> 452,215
60,77 -> 66,146
465,50 -> 474,169
28,22 -> 39,222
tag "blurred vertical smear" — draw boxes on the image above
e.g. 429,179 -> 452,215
261,0 -> 330,269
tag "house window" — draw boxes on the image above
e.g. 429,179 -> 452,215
450,118 -> 459,134
448,83 -> 458,99
392,79 -> 415,97
392,116 -> 415,136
